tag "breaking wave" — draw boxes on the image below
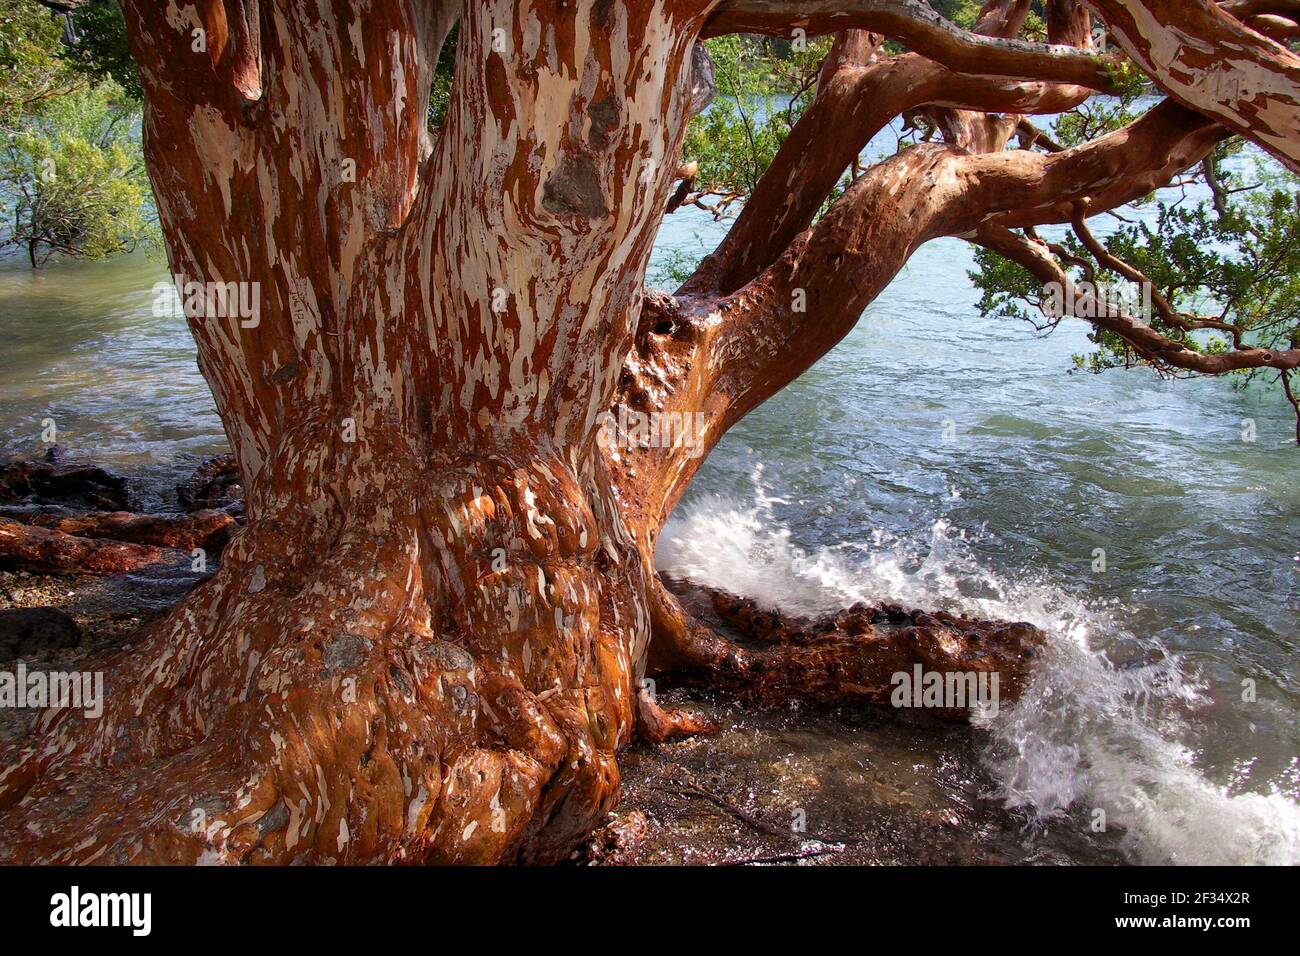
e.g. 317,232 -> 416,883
656,470 -> 1300,865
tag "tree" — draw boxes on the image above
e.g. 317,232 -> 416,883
1,0 -> 152,265
0,0 -> 1297,865
63,0 -> 141,101
0,0 -> 81,125
0,80 -> 153,265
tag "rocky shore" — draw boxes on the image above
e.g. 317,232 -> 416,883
0,451 -> 1124,865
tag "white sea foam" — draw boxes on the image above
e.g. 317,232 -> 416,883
656,473 -> 1300,865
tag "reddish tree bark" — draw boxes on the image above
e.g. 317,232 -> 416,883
1,0 -> 1296,865
1088,0 -> 1300,170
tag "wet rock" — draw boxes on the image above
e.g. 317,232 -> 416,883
585,810 -> 651,865
0,455 -> 129,511
177,455 -> 242,511
0,607 -> 83,662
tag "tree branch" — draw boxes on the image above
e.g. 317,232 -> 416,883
617,99 -> 1228,532
1068,202 -> 1246,345
703,0 -> 1122,90
974,224 -> 1300,375
1089,0 -> 1300,170
684,1 -> 1098,295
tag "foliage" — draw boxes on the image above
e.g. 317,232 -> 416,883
1052,64 -> 1149,149
429,23 -> 457,129
65,0 -> 140,101
971,146 -> 1300,392
677,2 -> 1068,220
0,0 -> 81,128
678,33 -> 831,218
650,242 -> 714,288
1,0 -> 153,266
929,0 -> 983,29
0,80 -> 155,266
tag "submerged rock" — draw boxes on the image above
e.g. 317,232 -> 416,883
0,452 -> 129,512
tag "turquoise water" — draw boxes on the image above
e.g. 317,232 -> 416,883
1,138 -> 1297,864
656,227 -> 1300,864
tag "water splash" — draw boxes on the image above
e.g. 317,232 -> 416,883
657,471 -> 1300,865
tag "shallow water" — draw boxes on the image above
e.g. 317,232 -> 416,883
1,146 -> 1297,865
0,255 -> 225,467
653,222 -> 1300,865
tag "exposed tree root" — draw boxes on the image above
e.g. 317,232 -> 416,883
635,685 -> 719,743
0,506 -> 237,554
0,518 -> 182,575
0,444 -> 643,865
647,578 -> 1042,720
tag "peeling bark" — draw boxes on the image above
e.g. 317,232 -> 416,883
1,0 -> 1292,865
704,0 -> 1122,90
1088,0 -> 1300,170
1,0 -> 715,866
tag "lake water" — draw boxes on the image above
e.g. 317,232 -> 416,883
1,139 -> 1297,865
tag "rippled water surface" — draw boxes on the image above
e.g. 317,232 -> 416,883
1,154 -> 1297,864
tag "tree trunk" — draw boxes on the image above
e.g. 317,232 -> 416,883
0,0 -> 713,865
3,0 -> 1293,865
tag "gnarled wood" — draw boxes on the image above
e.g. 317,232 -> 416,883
649,580 -> 1043,720
2,0 -> 1294,866
704,0 -> 1122,90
